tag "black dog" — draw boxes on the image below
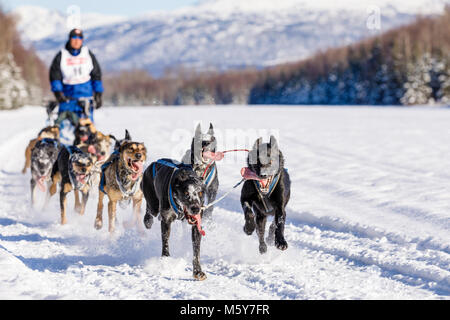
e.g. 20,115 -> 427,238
142,159 -> 207,280
181,123 -> 219,220
30,138 -> 60,206
50,146 -> 95,225
240,136 -> 290,254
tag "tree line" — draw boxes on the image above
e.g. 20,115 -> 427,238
104,6 -> 450,106
1,5 -> 449,108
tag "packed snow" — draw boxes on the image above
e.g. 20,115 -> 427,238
0,105 -> 449,299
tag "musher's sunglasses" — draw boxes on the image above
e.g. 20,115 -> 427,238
71,35 -> 83,40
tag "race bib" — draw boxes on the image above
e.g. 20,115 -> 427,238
60,46 -> 93,85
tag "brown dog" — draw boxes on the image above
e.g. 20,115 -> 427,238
22,126 -> 60,174
95,139 -> 147,233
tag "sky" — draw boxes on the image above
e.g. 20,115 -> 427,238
3,0 -> 199,16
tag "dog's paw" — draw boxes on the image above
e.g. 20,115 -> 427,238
193,271 -> 207,281
266,234 -> 275,246
243,223 -> 255,235
94,219 -> 103,230
243,217 -> 256,235
275,238 -> 288,251
259,242 -> 267,254
143,214 -> 153,229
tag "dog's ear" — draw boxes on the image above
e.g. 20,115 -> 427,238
109,134 -> 117,142
119,141 -> 128,153
194,123 -> 202,138
125,129 -> 131,141
269,135 -> 279,151
248,137 -> 262,166
207,123 -> 214,135
252,137 -> 262,151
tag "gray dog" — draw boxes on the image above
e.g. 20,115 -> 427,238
30,138 -> 60,207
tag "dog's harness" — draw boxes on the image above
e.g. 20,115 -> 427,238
116,165 -> 142,199
99,151 -> 118,195
152,159 -> 206,236
253,172 -> 281,213
254,172 -> 281,198
40,138 -> 59,148
197,162 -> 216,188
151,159 -> 190,217
99,150 -> 141,199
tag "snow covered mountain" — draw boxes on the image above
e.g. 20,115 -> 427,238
14,0 -> 450,76
13,5 -> 126,42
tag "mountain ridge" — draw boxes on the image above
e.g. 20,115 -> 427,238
13,1 -> 450,76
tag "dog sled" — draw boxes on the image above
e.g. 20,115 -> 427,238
47,97 -> 95,146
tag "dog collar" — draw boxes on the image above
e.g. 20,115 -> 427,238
115,164 -> 141,199
254,171 -> 281,198
203,164 -> 216,188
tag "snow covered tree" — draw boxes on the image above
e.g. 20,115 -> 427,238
0,53 -> 28,109
401,54 -> 434,105
401,54 -> 449,106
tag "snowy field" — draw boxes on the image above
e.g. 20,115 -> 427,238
0,105 -> 449,300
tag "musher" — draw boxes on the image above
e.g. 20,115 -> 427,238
49,28 -> 103,124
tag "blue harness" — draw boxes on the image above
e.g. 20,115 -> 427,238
99,150 -> 119,195
152,159 -> 191,215
40,138 -> 59,148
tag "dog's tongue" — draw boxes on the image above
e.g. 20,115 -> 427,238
241,167 -> 269,187
81,135 -> 88,142
203,151 -> 224,161
87,145 -> 97,155
131,161 -> 143,180
191,213 -> 205,236
77,174 -> 86,184
37,176 -> 46,192
241,167 -> 259,181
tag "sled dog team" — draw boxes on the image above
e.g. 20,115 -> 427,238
23,120 -> 291,280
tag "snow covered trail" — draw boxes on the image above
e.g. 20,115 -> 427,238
0,105 -> 449,299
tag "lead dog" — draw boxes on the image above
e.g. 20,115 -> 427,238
95,138 -> 146,233
181,123 -> 219,220
240,136 -> 290,254
142,159 -> 207,280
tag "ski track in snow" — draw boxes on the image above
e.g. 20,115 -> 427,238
0,106 -> 449,299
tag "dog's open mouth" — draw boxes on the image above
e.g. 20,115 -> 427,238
241,167 -> 273,190
258,176 -> 273,191
127,158 -> 144,180
76,173 -> 87,185
80,135 -> 89,142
